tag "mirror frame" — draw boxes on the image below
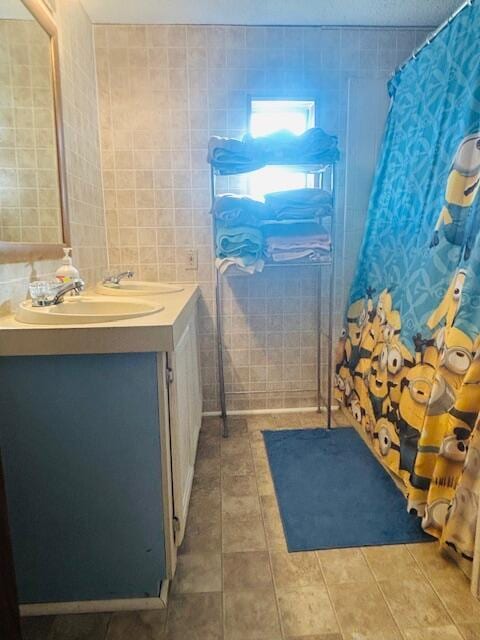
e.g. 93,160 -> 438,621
0,0 -> 70,263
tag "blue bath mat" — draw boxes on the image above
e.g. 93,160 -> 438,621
263,427 -> 433,551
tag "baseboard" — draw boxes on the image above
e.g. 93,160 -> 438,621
202,405 -> 340,417
20,580 -> 169,616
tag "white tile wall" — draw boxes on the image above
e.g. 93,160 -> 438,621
94,23 -> 430,411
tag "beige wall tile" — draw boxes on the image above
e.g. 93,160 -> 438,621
93,23 -> 423,410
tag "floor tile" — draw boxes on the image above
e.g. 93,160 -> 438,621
171,552 -> 222,594
222,516 -> 267,552
179,512 -> 221,554
221,436 -> 251,458
49,613 -> 110,640
223,551 -> 273,591
285,635 -> 342,640
222,495 -> 262,521
317,547 -> 374,585
195,455 -> 222,479
362,544 -> 422,581
402,625 -> 464,640
428,570 -> 480,625
407,542 -> 460,578
221,474 -> 258,498
299,412 -> 327,427
166,592 -> 222,640
260,495 -> 288,552
256,467 -> 276,496
188,485 -> 221,522
221,453 -> 255,476
106,610 -> 167,639
458,623 -> 480,639
272,412 -> 305,428
21,616 -> 56,640
246,414 -> 276,432
224,417 -> 249,438
270,551 -> 324,589
276,585 -> 339,636
379,577 -> 451,629
223,589 -> 282,640
329,581 -> 401,640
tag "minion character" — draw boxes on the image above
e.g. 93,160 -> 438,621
367,356 -> 392,422
334,364 -> 354,406
391,360 -> 437,489
430,133 -> 480,260
427,269 -> 467,335
378,312 -> 415,407
373,416 -> 401,474
435,326 -> 475,405
344,299 -> 368,372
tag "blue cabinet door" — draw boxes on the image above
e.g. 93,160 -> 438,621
0,352 -> 166,604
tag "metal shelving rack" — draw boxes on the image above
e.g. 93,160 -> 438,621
210,161 -> 337,437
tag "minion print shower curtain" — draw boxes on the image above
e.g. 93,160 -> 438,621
336,1 -> 480,590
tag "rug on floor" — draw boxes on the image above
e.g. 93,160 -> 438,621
263,427 -> 433,552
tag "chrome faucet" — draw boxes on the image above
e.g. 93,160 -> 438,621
30,278 -> 85,307
102,271 -> 134,286
52,279 -> 85,304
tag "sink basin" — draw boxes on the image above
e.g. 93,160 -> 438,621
96,281 -> 184,297
16,296 -> 164,325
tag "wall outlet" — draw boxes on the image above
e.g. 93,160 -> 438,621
185,248 -> 198,270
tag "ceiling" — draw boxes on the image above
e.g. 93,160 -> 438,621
0,0 -> 33,20
80,0 -> 463,27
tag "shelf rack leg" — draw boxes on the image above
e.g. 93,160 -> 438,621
316,266 -> 322,415
215,266 -> 228,437
326,164 -> 337,429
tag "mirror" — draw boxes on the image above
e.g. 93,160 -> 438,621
0,0 -> 69,262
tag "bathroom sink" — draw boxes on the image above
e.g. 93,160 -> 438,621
16,296 -> 164,325
96,281 -> 184,296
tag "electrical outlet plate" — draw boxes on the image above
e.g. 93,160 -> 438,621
185,249 -> 198,270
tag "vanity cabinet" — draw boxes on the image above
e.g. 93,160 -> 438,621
0,307 -> 202,612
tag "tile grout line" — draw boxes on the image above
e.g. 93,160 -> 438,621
403,544 -> 460,630
359,546 -> 410,640
249,422 -> 287,640
314,552 -> 346,640
218,417 -> 226,640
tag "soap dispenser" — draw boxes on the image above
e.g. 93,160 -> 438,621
56,247 -> 80,283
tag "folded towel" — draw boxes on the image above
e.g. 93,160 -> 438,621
263,222 -> 331,251
215,257 -> 265,274
216,224 -> 264,267
269,248 -> 331,263
212,194 -> 269,227
207,137 -> 266,175
264,188 -> 333,221
247,128 -> 340,166
208,128 -> 339,175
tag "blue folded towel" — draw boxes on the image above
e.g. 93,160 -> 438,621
212,195 -> 269,227
208,128 -> 339,175
216,224 -> 264,266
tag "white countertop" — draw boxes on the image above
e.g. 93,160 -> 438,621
0,285 -> 200,356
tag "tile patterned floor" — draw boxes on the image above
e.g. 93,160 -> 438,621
22,411 -> 480,640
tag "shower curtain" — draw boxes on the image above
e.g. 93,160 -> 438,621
336,1 -> 480,592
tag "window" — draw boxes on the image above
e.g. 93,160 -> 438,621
248,98 -> 316,200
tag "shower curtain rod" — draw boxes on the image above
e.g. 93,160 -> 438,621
395,0 -> 473,75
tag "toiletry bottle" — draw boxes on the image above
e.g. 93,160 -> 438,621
56,248 -> 80,283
